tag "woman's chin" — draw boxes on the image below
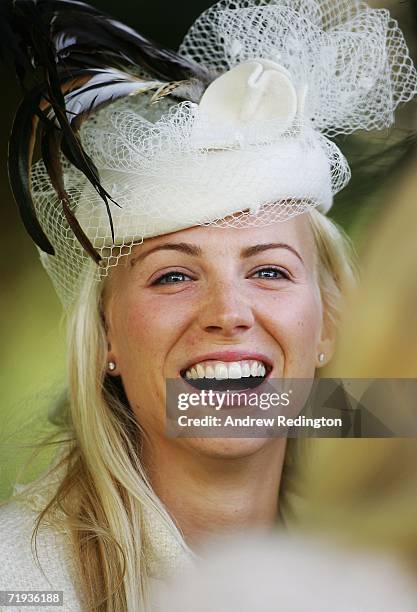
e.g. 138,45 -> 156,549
179,436 -> 279,460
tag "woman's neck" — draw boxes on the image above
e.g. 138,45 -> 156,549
143,439 -> 287,549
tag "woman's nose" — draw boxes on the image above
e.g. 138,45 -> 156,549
197,280 -> 255,336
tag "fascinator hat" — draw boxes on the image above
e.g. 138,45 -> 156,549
2,0 -> 417,307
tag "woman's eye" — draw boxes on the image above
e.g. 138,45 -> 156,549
252,267 -> 289,280
153,271 -> 192,285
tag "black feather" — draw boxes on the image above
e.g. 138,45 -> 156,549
8,87 -> 56,255
47,0 -> 209,81
0,0 -> 213,262
63,68 -> 164,128
61,195 -> 101,264
40,117 -> 102,264
40,122 -> 65,200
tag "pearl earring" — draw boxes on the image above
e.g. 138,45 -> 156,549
318,353 -> 325,363
108,361 -> 116,372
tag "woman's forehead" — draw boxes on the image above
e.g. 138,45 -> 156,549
128,214 -> 315,260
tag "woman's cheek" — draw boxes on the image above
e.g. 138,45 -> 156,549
267,290 -> 322,373
111,300 -> 153,374
296,293 -> 322,346
267,287 -> 321,331
120,296 -> 191,379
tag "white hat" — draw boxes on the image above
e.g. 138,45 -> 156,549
5,0 -> 416,306
76,59 -> 340,248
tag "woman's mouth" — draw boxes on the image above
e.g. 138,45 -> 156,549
180,359 -> 272,391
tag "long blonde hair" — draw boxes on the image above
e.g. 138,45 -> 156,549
24,210 -> 357,611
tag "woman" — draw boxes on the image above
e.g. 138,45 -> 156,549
0,1 -> 415,610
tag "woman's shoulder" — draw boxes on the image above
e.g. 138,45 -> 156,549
0,479 -> 83,611
0,497 -> 47,584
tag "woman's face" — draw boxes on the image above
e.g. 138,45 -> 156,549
103,214 -> 333,458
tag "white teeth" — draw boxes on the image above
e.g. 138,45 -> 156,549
184,359 -> 268,380
215,363 -> 228,379
250,362 -> 259,377
228,362 -> 242,379
241,363 -> 251,377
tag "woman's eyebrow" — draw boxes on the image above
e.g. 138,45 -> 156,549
130,241 -> 303,267
130,242 -> 202,267
241,243 -> 304,264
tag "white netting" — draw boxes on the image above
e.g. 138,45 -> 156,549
32,95 -> 350,306
179,0 -> 417,136
30,0 -> 417,308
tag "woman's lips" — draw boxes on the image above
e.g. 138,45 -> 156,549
183,359 -> 267,380
181,351 -> 274,375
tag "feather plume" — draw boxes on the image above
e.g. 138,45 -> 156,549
0,0 -> 213,261
8,87 -> 56,255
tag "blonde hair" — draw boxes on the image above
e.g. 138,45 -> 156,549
308,208 -> 357,332
26,210 -> 356,611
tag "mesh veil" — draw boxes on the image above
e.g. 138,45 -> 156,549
29,0 -> 417,308
179,0 -> 417,136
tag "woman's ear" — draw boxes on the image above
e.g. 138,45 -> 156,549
101,298 -> 120,376
316,308 -> 337,368
106,340 -> 120,376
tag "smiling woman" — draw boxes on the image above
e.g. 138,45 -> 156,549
101,214 -> 345,463
105,215 -> 335,388
30,205 -> 353,610
0,0 -> 416,611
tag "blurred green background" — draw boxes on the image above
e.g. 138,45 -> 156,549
0,0 -> 416,500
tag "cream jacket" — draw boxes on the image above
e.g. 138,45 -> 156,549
0,472 -> 193,612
